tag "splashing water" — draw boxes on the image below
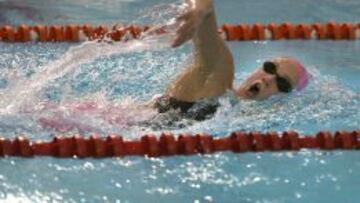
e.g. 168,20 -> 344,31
0,1 -> 359,138
171,66 -> 360,136
0,2 -> 186,115
0,1 -> 191,137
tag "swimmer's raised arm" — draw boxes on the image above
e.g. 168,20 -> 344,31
172,0 -> 214,47
165,0 -> 234,102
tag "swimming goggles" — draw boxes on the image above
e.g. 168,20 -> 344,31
263,61 -> 293,93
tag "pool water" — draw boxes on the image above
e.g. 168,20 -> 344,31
0,0 -> 360,202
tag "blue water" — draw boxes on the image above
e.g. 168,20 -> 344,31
0,0 -> 360,202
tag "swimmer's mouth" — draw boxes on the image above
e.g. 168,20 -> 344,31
247,83 -> 260,97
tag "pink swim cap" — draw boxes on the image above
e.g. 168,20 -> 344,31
292,59 -> 310,91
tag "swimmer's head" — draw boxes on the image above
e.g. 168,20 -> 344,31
235,57 -> 310,100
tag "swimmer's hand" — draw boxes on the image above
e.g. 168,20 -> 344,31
172,0 -> 213,47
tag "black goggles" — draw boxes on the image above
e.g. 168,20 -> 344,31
263,61 -> 293,93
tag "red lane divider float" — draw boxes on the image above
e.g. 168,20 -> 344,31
0,22 -> 359,42
0,130 -> 359,158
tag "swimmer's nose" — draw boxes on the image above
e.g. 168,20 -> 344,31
262,74 -> 276,87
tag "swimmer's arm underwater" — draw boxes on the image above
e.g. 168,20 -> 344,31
165,0 -> 235,102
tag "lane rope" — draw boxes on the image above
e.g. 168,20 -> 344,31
0,22 -> 360,42
0,130 -> 359,158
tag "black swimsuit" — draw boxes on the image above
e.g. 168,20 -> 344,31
140,95 -> 219,130
153,95 -> 219,121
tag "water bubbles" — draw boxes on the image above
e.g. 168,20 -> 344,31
204,195 -> 213,202
115,183 -> 122,188
117,159 -> 135,168
302,158 -> 310,167
83,162 -> 95,170
146,187 -> 176,195
102,196 -> 108,201
246,163 -> 255,168
190,183 -> 201,189
319,159 -> 326,165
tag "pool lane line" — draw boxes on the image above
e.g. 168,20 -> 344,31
0,22 -> 360,43
0,130 -> 359,158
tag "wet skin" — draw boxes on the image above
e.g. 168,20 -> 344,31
168,0 -> 301,102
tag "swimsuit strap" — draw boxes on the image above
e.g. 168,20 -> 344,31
154,95 -> 195,113
153,95 -> 219,121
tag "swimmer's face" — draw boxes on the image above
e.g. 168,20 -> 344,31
235,57 -> 300,100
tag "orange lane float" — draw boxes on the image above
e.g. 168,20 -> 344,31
0,22 -> 359,42
0,130 -> 358,158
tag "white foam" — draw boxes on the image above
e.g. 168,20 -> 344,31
0,23 -> 179,114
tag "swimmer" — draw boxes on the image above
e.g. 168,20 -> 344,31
151,0 -> 310,121
39,0 -> 311,132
